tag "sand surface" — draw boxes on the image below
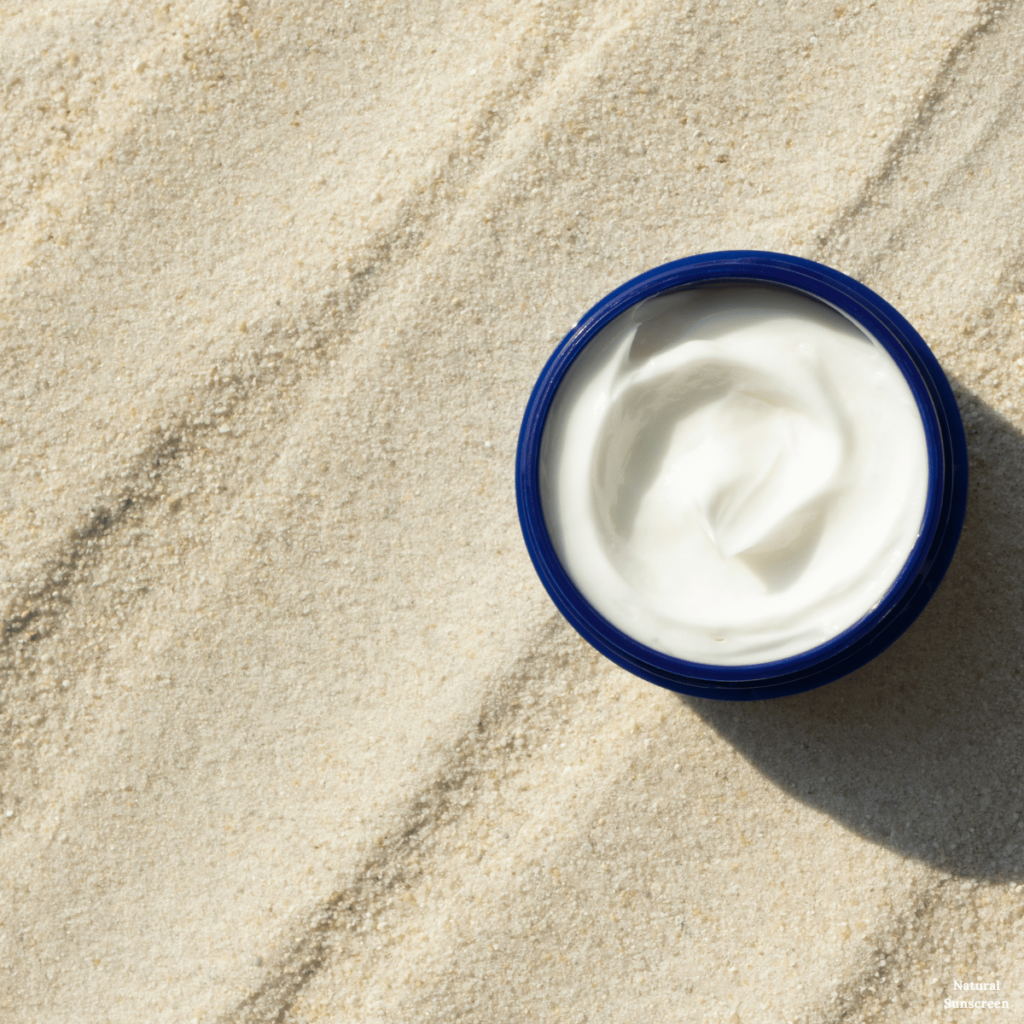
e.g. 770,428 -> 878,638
2,0 -> 1024,1021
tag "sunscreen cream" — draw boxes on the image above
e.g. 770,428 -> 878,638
540,285 -> 929,665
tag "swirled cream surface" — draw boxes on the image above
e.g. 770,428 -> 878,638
539,285 -> 930,665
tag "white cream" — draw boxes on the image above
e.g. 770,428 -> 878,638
540,285 -> 930,665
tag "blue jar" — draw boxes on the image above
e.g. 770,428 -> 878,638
516,251 -> 968,700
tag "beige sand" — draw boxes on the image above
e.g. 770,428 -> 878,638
1,0 -> 1023,1020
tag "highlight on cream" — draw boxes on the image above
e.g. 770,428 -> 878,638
539,285 -> 930,666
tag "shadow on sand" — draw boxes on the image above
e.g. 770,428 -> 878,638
684,384 -> 1024,881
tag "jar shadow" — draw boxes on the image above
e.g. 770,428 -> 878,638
680,385 -> 1024,881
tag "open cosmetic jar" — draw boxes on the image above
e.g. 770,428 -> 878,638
516,251 -> 968,700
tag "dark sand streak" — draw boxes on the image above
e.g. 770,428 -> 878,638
816,3 -> 1012,269
216,614 -> 574,1024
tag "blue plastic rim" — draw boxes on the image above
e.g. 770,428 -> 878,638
516,251 -> 968,701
